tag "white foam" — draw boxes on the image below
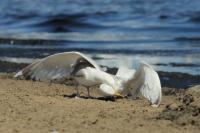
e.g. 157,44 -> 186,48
0,57 -> 38,64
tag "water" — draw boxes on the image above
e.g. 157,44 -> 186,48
0,0 -> 200,75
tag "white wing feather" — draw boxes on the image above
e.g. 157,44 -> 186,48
116,66 -> 136,82
14,51 -> 100,82
125,62 -> 162,107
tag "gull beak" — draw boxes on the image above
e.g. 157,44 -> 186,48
114,91 -> 123,97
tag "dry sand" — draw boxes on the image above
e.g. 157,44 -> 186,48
0,73 -> 199,133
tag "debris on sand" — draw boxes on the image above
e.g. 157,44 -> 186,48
157,89 -> 200,128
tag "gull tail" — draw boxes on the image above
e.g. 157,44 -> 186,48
124,62 -> 162,107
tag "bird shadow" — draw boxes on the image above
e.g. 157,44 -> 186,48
63,93 -> 124,102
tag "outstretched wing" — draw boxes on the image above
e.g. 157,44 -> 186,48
116,66 -> 136,82
124,62 -> 162,107
14,51 -> 100,83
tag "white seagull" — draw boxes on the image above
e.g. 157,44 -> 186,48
102,63 -> 162,107
14,51 -> 162,107
14,51 -> 122,97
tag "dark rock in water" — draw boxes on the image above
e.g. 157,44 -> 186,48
92,56 -> 105,60
175,37 -> 200,42
158,71 -> 200,89
0,61 -> 28,73
155,62 -> 200,67
154,63 -> 168,66
169,63 -> 200,67
101,65 -> 118,75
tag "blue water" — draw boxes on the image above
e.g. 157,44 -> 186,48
0,0 -> 200,75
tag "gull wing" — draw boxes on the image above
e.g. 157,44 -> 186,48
14,51 -> 100,83
116,66 -> 136,82
124,62 -> 162,107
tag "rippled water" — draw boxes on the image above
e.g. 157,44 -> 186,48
0,0 -> 200,75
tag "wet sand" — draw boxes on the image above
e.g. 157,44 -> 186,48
0,73 -> 199,133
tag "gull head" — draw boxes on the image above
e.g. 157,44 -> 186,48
99,84 -> 123,97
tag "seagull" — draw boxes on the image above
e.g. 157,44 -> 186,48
14,51 -> 162,107
14,51 -> 122,97
102,62 -> 162,107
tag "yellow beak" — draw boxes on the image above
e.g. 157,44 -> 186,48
114,91 -> 123,97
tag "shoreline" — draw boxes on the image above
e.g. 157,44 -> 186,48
0,60 -> 199,89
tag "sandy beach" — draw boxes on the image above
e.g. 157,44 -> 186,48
0,0 -> 200,133
0,73 -> 199,133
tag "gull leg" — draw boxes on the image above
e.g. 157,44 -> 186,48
48,80 -> 53,86
86,87 -> 91,98
75,83 -> 80,98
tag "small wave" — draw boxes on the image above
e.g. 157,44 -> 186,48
33,14 -> 106,32
7,12 -> 39,20
190,16 -> 200,23
0,57 -> 37,64
189,11 -> 200,23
